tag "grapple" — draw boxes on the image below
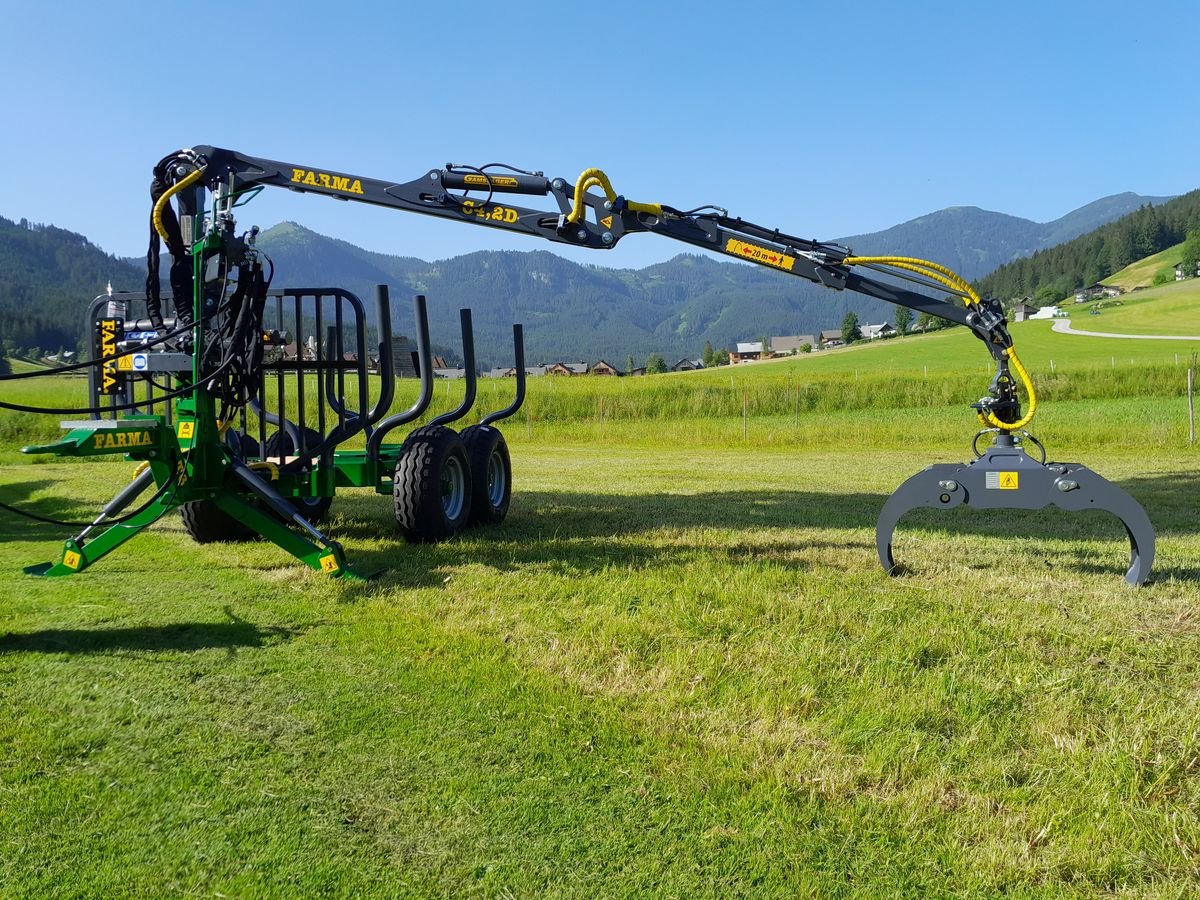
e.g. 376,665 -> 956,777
876,432 -> 1155,586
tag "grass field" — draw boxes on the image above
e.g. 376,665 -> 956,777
1069,280 -> 1200,336
2,318 -> 1200,895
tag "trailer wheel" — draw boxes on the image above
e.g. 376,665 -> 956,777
393,425 -> 473,543
264,427 -> 333,525
460,425 -> 511,526
224,429 -> 261,461
179,500 -> 257,543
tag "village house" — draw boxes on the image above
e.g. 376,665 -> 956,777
1074,283 -> 1123,303
545,362 -> 588,376
860,322 -> 895,340
819,329 -> 844,348
1175,260 -> 1200,281
1011,301 -> 1039,322
770,334 -> 818,355
670,358 -> 704,372
729,342 -> 765,364
589,360 -> 619,375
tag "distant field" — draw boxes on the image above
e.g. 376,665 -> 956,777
1069,279 -> 1200,336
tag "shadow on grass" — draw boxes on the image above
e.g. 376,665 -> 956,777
0,479 -> 72,541
332,469 -> 1199,587
0,608 -> 301,655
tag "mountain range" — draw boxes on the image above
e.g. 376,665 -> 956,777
0,191 -> 1177,366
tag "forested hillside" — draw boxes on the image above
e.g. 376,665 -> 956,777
977,190 -> 1200,301
0,187 -> 1185,365
257,227 -> 898,368
0,215 -> 144,355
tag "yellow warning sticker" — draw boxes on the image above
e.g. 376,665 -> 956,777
177,421 -> 195,440
118,355 -> 133,371
601,215 -> 613,228
320,555 -> 341,574
986,471 -> 1020,490
63,549 -> 82,570
725,238 -> 795,271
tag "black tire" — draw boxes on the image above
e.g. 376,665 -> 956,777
264,427 -> 333,525
179,500 -> 256,543
224,429 -> 261,461
393,425 -> 473,543
460,425 -> 511,526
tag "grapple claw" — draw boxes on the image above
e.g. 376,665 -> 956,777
877,436 -> 1155,585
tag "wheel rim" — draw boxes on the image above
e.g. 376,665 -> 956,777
441,456 -> 466,520
486,448 -> 507,508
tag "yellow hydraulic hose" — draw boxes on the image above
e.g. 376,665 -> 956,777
843,255 -> 980,305
567,168 -> 662,224
980,347 -> 1037,431
152,166 -> 206,242
841,254 -> 1036,431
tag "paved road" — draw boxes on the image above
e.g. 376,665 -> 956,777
1051,319 -> 1200,341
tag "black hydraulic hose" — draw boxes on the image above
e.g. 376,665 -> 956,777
0,466 -> 179,529
0,323 -> 191,381
0,355 -> 236,415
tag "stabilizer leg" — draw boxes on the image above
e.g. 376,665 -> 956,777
223,463 -> 366,581
25,467 -> 173,577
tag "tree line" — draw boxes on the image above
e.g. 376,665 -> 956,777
976,190 -> 1200,302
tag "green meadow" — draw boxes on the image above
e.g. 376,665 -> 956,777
2,315 -> 1199,895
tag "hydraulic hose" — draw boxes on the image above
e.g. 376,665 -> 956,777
567,168 -> 662,224
841,255 -> 1037,431
152,166 -> 206,242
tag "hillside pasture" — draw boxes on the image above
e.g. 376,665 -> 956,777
1104,240 -> 1187,291
1069,279 -> 1200,336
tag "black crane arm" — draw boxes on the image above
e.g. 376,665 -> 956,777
152,146 -> 1032,430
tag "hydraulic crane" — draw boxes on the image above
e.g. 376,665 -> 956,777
8,147 -> 1156,583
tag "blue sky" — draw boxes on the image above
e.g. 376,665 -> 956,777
1,0 -> 1193,270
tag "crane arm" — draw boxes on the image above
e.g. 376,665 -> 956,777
151,147 -> 1033,430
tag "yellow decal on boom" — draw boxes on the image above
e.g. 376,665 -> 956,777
725,239 -> 795,271
177,421 -> 195,440
463,174 -> 519,188
460,200 -> 519,224
320,554 -> 341,574
290,168 -> 364,195
601,215 -> 613,228
91,431 -> 153,451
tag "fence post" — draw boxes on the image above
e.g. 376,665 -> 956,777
1189,362 -> 1196,447
743,391 -> 748,441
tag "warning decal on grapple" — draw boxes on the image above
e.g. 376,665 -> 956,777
986,471 -> 1019,490
62,550 -> 82,570
320,554 -> 341,574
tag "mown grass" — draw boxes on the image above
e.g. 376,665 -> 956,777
2,445 -> 1200,896
1,317 -> 1199,895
